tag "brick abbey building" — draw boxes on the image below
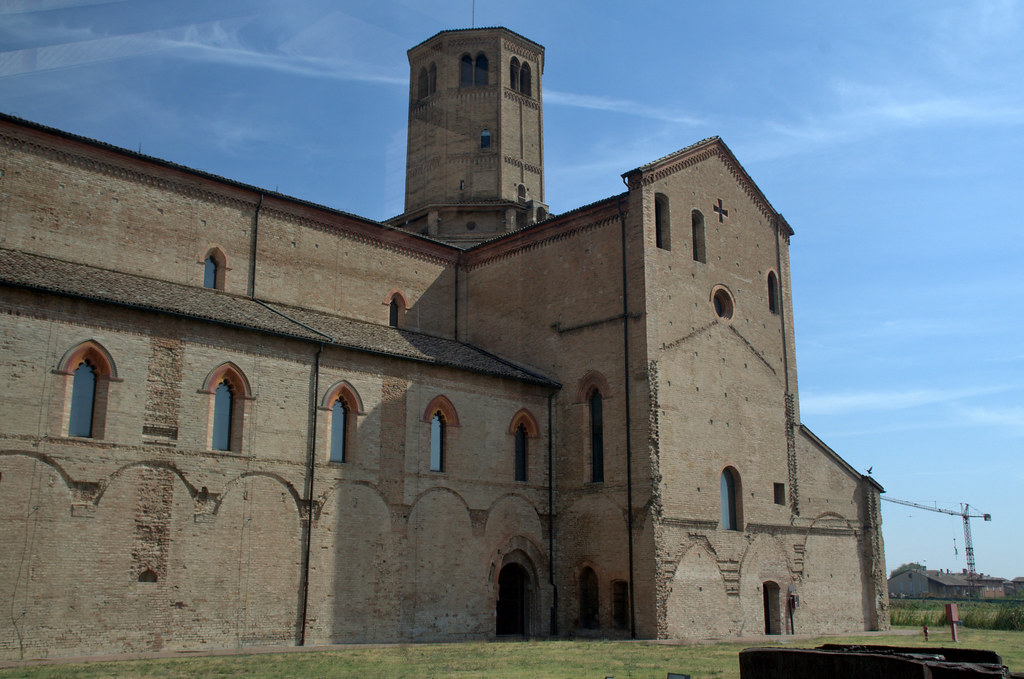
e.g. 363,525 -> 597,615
0,27 -> 888,660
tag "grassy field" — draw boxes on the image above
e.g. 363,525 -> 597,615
2,629 -> 1023,679
890,598 -> 1024,630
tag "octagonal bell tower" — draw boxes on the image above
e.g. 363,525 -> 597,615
390,27 -> 547,247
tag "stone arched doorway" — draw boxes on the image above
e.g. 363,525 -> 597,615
496,563 -> 531,636
762,581 -> 782,634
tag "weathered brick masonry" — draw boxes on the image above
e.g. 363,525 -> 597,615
0,26 -> 887,661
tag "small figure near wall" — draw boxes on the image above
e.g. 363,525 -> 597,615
923,624 -> 929,641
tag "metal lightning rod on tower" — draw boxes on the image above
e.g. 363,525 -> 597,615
881,496 -> 992,598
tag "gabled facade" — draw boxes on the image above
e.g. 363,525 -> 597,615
0,26 -> 886,661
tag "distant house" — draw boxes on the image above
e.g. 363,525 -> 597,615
888,569 -> 1008,598
1004,577 -> 1024,598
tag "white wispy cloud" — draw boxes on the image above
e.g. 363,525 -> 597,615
545,89 -> 706,126
0,18 -> 405,86
801,385 -> 1008,416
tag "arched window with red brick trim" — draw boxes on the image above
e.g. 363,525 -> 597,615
202,362 -> 251,453
322,381 -> 364,463
57,340 -> 118,439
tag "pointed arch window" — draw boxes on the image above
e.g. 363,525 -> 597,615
508,408 -> 538,483
720,466 -> 742,531
514,424 -> 528,482
460,54 -> 474,87
202,363 -> 251,453
430,412 -> 445,471
202,247 -> 227,290
330,399 -> 349,463
212,380 -> 234,451
423,395 -> 459,472
389,299 -> 400,327
321,381 -> 363,463
385,289 -> 409,328
519,62 -> 531,96
68,360 -> 97,437
58,340 -> 117,440
767,271 -> 780,314
692,210 -> 706,263
655,193 -> 671,250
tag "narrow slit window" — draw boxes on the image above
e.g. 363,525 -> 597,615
389,299 -> 400,327
203,256 -> 218,289
590,390 -> 604,483
655,193 -> 670,250
330,399 -> 348,463
767,271 -> 780,314
692,210 -> 706,263
68,360 -> 97,437
430,412 -> 445,471
514,423 -> 527,482
212,380 -> 233,451
721,467 -> 740,530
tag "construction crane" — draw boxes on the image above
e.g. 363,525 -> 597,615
882,497 -> 992,598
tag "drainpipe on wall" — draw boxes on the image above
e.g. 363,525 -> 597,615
547,391 -> 557,635
297,343 -> 323,646
616,193 -> 637,639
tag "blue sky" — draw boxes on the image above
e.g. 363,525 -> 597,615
2,0 -> 1021,581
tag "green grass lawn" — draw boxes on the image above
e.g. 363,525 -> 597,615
2,629 -> 1022,679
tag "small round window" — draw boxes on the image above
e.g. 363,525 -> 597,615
712,287 -> 734,320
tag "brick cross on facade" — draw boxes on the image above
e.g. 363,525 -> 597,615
713,198 -> 729,222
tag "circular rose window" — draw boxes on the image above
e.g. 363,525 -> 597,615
712,287 -> 734,320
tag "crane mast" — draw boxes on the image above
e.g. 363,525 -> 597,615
881,497 -> 991,598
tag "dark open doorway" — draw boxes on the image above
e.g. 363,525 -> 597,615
496,563 -> 529,636
763,581 -> 782,634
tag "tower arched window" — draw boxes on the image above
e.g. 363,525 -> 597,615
417,67 -> 429,99
68,360 -> 97,437
427,62 -> 437,94
655,193 -> 671,250
474,53 -> 488,86
589,390 -> 604,483
509,57 -> 520,91
720,466 -> 742,531
519,62 -> 531,96
481,129 -> 491,149
460,54 -> 474,87
691,210 -> 706,263
517,184 -> 527,203
767,271 -> 780,314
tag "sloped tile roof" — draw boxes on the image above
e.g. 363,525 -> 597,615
0,248 -> 557,388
